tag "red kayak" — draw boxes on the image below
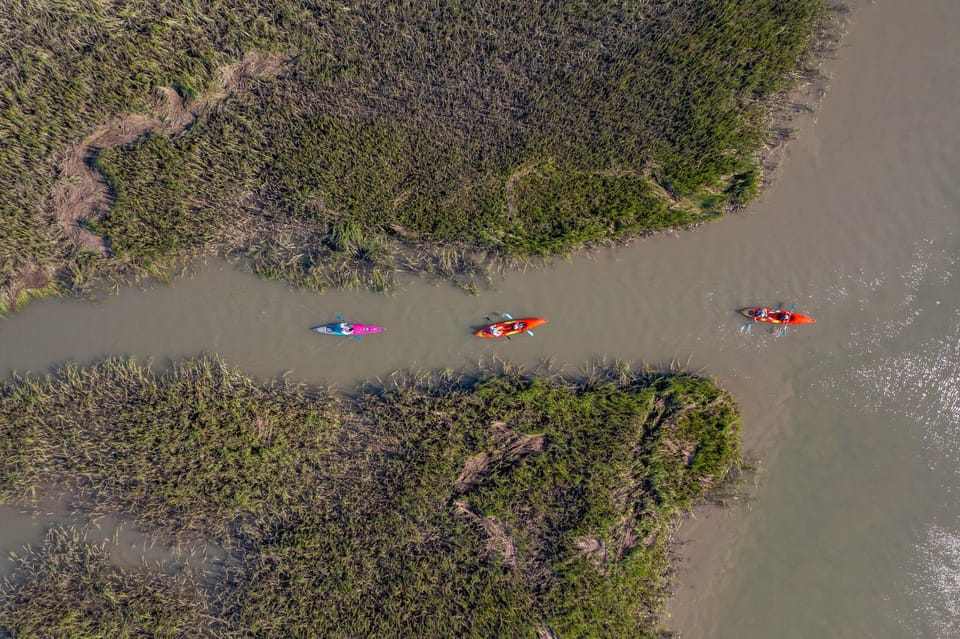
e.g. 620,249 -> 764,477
476,317 -> 548,338
740,307 -> 815,325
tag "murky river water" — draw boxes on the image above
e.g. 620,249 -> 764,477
1,1 -> 958,635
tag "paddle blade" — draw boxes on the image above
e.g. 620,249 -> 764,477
337,314 -> 344,322
504,313 -> 513,320
355,335 -> 361,341
526,330 -> 535,336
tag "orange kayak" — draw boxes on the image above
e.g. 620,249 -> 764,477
740,307 -> 815,325
476,317 -> 548,338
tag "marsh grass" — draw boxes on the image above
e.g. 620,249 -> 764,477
0,526 -> 219,639
0,0 -> 829,311
0,357 -> 740,637
0,357 -> 344,540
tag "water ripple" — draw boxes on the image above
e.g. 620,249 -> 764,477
818,236 -> 960,475
847,324 -> 960,473
911,523 -> 960,638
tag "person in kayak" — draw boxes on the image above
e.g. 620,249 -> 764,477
490,325 -> 504,337
340,323 -> 354,334
756,309 -> 769,320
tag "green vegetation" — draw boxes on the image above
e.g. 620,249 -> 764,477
0,0 -> 828,311
0,357 -> 741,637
0,527 -> 218,639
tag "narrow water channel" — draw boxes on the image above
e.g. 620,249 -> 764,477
1,1 -> 958,636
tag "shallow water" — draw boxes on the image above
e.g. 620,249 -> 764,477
1,0 -> 959,635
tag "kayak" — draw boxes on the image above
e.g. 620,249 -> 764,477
476,317 -> 548,338
312,322 -> 385,337
739,307 -> 815,325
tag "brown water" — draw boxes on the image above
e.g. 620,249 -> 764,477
1,0 -> 959,635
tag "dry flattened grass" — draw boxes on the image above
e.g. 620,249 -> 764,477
454,422 -> 545,493
47,52 -> 294,258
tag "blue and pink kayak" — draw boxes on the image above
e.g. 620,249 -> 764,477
312,315 -> 384,340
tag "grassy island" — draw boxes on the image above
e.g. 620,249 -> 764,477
0,0 -> 827,312
0,358 -> 741,637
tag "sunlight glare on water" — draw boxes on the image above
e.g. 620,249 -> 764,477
911,523 -> 960,638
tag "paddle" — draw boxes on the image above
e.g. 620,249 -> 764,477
503,313 -> 534,337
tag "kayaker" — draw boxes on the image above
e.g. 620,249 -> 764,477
757,309 -> 768,320
340,323 -> 354,334
491,325 -> 504,337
